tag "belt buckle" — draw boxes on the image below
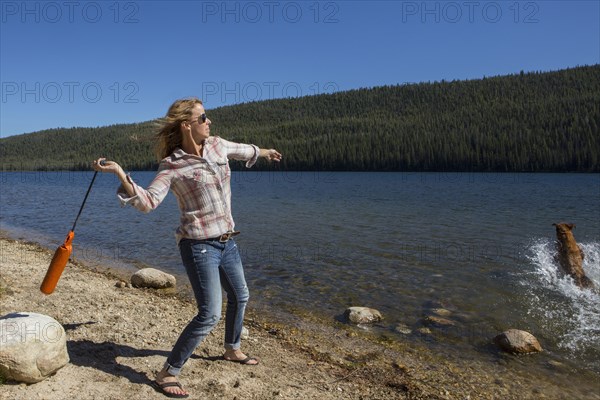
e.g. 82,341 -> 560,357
219,230 -> 239,243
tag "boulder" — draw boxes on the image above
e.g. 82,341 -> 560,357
0,312 -> 69,383
131,268 -> 176,289
344,307 -> 383,324
493,329 -> 543,354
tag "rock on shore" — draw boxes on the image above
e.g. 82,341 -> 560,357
344,307 -> 383,324
130,268 -> 176,289
0,312 -> 69,383
494,329 -> 543,354
422,315 -> 456,327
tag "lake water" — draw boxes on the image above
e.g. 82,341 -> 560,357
1,171 -> 599,380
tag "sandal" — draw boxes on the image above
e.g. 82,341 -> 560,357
223,355 -> 260,365
151,380 -> 190,398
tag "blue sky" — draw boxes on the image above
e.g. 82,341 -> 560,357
1,0 -> 598,137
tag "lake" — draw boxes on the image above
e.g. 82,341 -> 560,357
1,171 -> 599,380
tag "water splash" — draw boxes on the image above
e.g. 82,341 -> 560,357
524,239 -> 600,368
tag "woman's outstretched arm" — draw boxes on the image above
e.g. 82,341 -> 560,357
93,157 -> 171,213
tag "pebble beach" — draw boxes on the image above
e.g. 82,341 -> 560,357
1,234 -> 598,400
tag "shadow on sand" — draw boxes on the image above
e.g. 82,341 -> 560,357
64,322 -> 205,385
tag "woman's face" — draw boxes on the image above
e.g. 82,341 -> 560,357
188,103 -> 211,143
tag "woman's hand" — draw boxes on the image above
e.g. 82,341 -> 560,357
92,158 -> 121,174
260,149 -> 282,162
92,157 -> 135,197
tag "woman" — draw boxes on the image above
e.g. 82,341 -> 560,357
93,97 -> 282,398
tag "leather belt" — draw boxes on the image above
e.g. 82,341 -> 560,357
209,231 -> 240,243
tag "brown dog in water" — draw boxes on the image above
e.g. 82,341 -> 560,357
553,223 -> 594,289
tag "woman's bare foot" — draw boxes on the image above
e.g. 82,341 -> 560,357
153,368 -> 189,398
223,349 -> 259,365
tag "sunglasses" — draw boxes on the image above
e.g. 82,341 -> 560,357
191,113 -> 207,124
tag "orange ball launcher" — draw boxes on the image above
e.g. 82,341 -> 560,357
40,161 -> 104,295
40,231 -> 75,294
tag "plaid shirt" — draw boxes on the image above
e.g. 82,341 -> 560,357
118,136 -> 259,243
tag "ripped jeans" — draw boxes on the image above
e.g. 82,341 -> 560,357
164,238 -> 249,376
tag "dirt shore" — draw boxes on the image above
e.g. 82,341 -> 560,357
1,236 -> 598,400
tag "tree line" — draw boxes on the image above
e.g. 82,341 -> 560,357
1,65 -> 598,172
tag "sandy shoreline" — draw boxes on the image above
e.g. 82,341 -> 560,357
1,235 -> 599,400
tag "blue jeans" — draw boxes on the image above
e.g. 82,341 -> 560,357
164,238 -> 249,376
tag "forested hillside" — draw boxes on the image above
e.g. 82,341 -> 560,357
1,65 -> 598,172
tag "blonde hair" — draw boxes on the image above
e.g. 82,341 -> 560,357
155,97 -> 203,160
